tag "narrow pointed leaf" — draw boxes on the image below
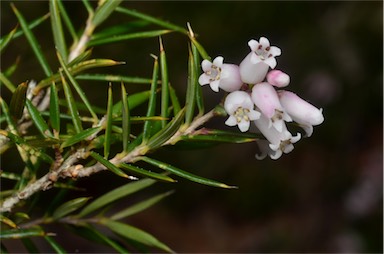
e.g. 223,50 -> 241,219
0,72 -> 16,93
57,0 -> 78,43
68,49 -> 92,67
111,190 -> 174,220
76,73 -> 152,84
92,0 -> 123,27
185,46 -> 197,124
143,56 -> 159,142
0,227 -> 46,239
192,43 -> 204,115
159,37 -> 169,128
121,83 -> 130,152
89,151 -> 132,179
35,59 -> 124,92
61,73 -> 82,133
101,219 -> 172,252
9,82 -> 27,120
104,85 -> 113,158
0,25 -> 18,53
146,108 -> 185,150
52,197 -> 91,219
119,163 -> 176,183
11,4 -> 52,76
140,156 -> 236,189
0,215 -> 17,228
169,84 -> 181,116
3,57 -> 20,77
92,20 -> 149,40
25,100 -> 53,138
89,30 -> 171,46
61,127 -> 101,148
78,178 -> 156,217
116,7 -> 187,34
189,36 -> 211,61
50,0 -> 68,63
57,51 -> 98,121
0,98 -> 18,133
82,0 -> 94,15
112,90 -> 152,116
49,83 -> 60,134
44,236 -> 67,254
180,128 -> 261,144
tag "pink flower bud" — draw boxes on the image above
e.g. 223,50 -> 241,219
266,70 -> 290,87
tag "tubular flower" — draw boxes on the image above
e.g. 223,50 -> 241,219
251,82 -> 291,132
278,90 -> 324,137
254,114 -> 301,160
239,37 -> 281,84
224,91 -> 261,132
266,70 -> 290,87
198,56 -> 243,92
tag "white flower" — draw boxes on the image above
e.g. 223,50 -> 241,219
278,90 -> 324,137
198,56 -> 243,92
224,91 -> 261,132
251,82 -> 291,132
239,37 -> 281,85
254,113 -> 301,160
266,70 -> 290,87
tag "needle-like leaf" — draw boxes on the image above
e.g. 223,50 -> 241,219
50,0 -> 68,63
49,82 -> 60,135
121,83 -> 130,152
25,100 -> 54,138
61,72 -> 82,133
104,84 -> 113,159
159,37 -> 169,128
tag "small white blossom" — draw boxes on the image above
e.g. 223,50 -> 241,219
198,56 -> 243,92
239,37 -> 281,85
224,91 -> 261,132
278,90 -> 324,137
254,113 -> 301,160
266,70 -> 290,87
251,82 -> 291,132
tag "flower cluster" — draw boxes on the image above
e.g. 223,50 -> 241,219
199,37 -> 324,160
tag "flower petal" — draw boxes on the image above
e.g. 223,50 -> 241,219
259,37 -> 270,48
263,57 -> 277,69
238,120 -> 250,132
248,39 -> 259,51
212,56 -> 224,67
202,60 -> 212,72
270,46 -> 281,56
198,74 -> 211,86
225,115 -> 238,127
209,80 -> 220,92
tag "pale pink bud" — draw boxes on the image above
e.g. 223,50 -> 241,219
278,90 -> 324,137
266,70 -> 290,87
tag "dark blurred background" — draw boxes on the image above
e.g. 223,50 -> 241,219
1,1 -> 383,253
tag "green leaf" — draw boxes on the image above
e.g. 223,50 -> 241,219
3,57 -> 20,78
140,156 -> 236,189
119,163 -> 176,183
169,84 -> 181,116
70,225 -> 127,253
89,151 -> 132,179
52,197 -> 91,219
111,190 -> 174,220
49,82 -> 60,135
185,46 -> 197,124
180,128 -> 261,144
145,108 -> 185,150
116,7 -> 187,34
121,83 -> 130,152
61,73 -> 83,133
68,49 -> 92,67
54,126 -> 100,148
92,20 -> 149,40
0,72 -> 16,93
159,37 -> 169,128
76,73 -> 152,84
89,30 -> 171,46
113,90 -> 152,116
192,43 -> 204,115
50,0 -> 68,63
0,98 -> 18,134
92,0 -> 123,27
9,82 -> 27,120
0,215 -> 17,228
81,0 -> 93,15
104,85 -> 113,158
78,178 -> 156,217
35,59 -> 124,92
44,236 -> 67,254
25,100 -> 54,138
0,25 -> 18,53
101,219 -> 172,252
57,51 -> 98,122
0,227 -> 46,239
143,56 -> 159,142
57,0 -> 78,43
11,4 -> 52,76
